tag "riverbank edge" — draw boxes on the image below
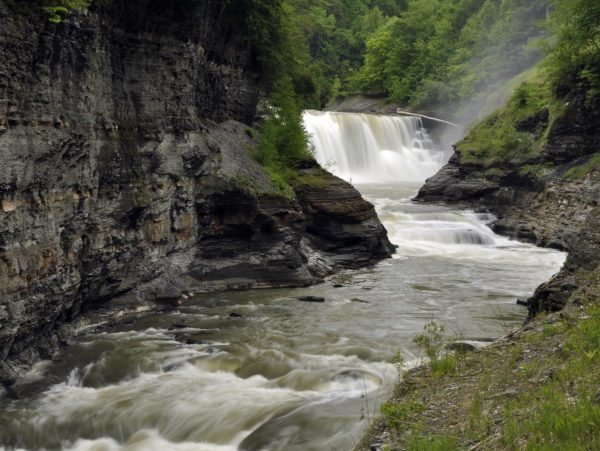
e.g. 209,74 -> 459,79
354,75 -> 600,450
355,264 -> 600,450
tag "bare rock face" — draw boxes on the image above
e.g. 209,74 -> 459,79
0,1 -> 393,376
416,86 -> 600,314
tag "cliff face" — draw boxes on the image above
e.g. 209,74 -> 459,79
417,84 -> 600,313
0,1 -> 393,380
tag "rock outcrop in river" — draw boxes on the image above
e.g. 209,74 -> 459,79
0,1 -> 393,384
417,83 -> 600,314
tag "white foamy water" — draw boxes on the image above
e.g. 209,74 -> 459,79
0,113 -> 566,451
303,110 -> 449,183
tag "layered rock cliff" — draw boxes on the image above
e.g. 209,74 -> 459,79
417,82 -> 600,314
0,0 -> 393,384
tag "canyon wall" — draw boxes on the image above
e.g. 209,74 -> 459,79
0,0 -> 393,382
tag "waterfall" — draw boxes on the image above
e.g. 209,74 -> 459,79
303,110 -> 451,184
302,110 -> 506,255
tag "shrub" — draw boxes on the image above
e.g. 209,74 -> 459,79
413,322 -> 457,377
42,0 -> 90,23
252,76 -> 311,195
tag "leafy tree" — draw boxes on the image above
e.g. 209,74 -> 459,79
41,0 -> 91,22
253,76 -> 311,193
349,0 -> 551,112
546,0 -> 600,89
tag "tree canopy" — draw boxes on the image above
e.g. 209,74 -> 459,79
26,0 -> 600,113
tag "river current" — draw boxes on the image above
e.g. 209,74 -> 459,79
0,112 -> 565,451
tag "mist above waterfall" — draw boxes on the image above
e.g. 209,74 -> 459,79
303,111 -> 451,184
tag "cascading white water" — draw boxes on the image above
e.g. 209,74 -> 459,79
303,110 -> 450,184
302,110 -> 507,255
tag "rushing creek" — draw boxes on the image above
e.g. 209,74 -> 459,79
0,112 -> 565,451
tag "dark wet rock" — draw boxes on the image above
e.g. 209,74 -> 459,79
297,296 -> 325,303
0,362 -> 19,400
516,107 -> 549,138
5,374 -> 49,400
516,299 -> 529,307
350,298 -> 369,304
155,285 -> 183,303
333,284 -> 344,288
0,0 -> 393,376
163,363 -> 183,373
228,312 -> 244,318
294,173 -> 394,269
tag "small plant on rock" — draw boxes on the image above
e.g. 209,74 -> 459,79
413,321 -> 457,377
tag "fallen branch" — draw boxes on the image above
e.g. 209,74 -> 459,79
395,109 -> 459,127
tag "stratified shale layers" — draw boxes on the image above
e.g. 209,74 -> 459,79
0,0 -> 393,379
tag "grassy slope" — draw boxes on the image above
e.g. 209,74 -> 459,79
356,67 -> 600,451
356,266 -> 600,451
455,67 -> 600,181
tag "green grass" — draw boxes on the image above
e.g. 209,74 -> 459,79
457,69 -> 565,168
458,117 -> 535,167
564,153 -> 600,180
364,267 -> 600,451
499,270 -> 600,450
381,400 -> 426,432
413,322 -> 458,378
381,397 -> 459,449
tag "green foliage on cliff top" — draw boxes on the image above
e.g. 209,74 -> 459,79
456,69 -> 563,167
252,76 -> 313,196
42,0 -> 90,22
351,0 -> 550,109
546,0 -> 600,90
285,0 -> 599,111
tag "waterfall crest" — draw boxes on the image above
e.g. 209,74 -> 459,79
303,110 -> 450,184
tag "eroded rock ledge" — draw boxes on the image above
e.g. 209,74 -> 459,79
0,1 -> 393,385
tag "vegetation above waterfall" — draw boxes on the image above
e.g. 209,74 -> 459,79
26,1 -> 600,113
452,0 -> 600,179
350,0 -> 551,109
